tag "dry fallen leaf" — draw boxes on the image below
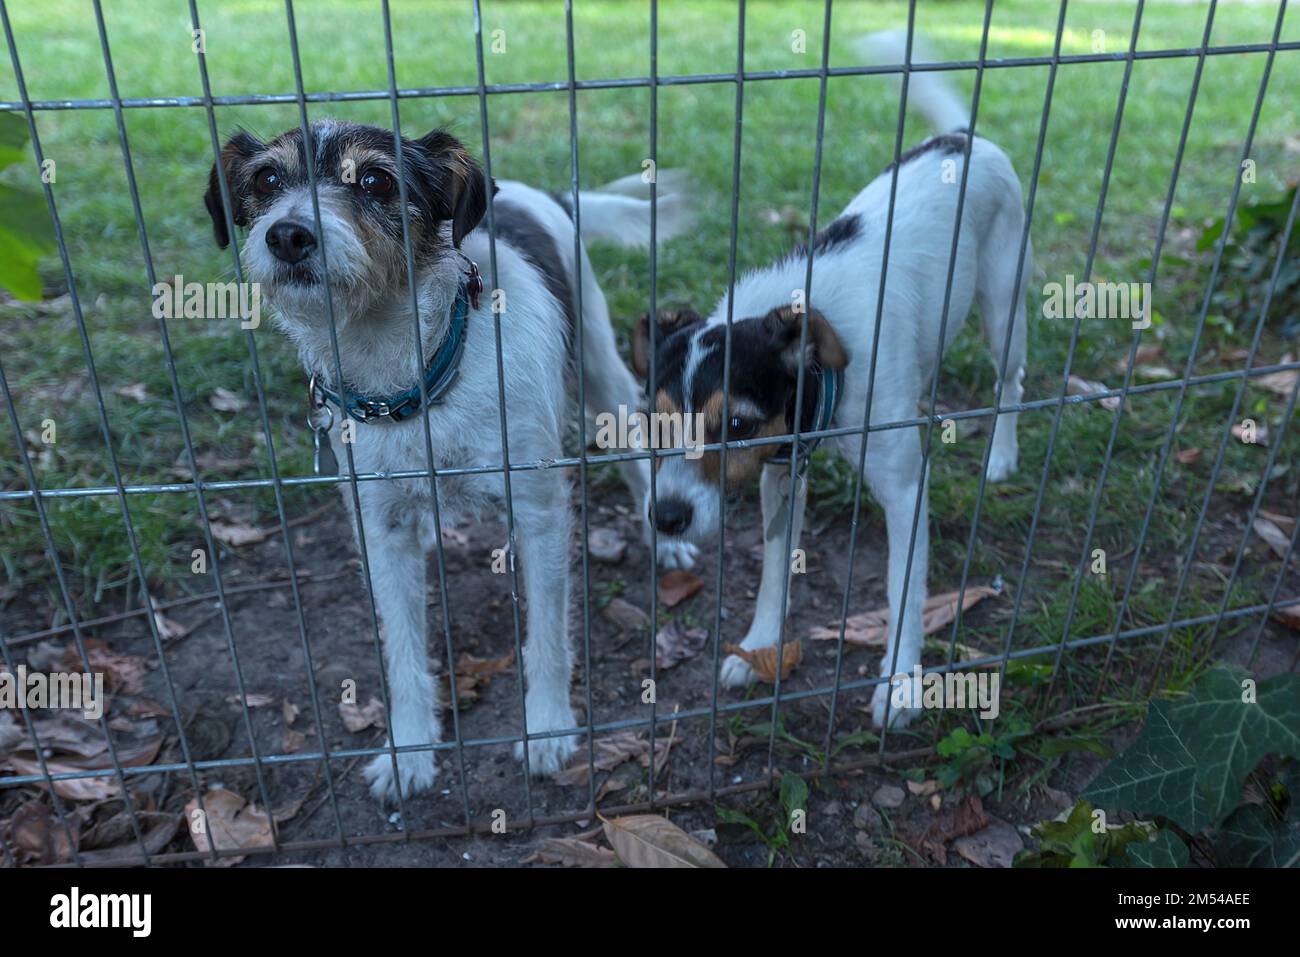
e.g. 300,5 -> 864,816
602,597 -> 651,633
1251,355 -> 1298,398
1272,603 -> 1300,631
209,520 -> 273,547
657,569 -> 704,608
1174,447 -> 1202,465
723,640 -> 802,682
1067,375 -> 1120,411
655,620 -> 709,670
282,699 -> 300,726
225,692 -> 275,708
209,387 -> 248,412
57,639 -> 148,695
8,756 -> 120,801
952,819 -> 1024,868
184,787 -> 301,866
809,586 -> 999,647
1253,517 -> 1294,561
522,836 -> 618,867
9,800 -> 79,865
555,731 -> 681,787
339,697 -> 387,733
113,382 -> 149,402
602,814 -> 726,868
906,778 -> 942,797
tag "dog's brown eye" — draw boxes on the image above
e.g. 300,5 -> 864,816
360,169 -> 395,198
727,416 -> 758,438
253,167 -> 280,196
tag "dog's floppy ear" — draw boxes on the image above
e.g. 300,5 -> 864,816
203,131 -> 264,249
630,307 -> 702,379
416,128 -> 492,247
761,304 -> 848,375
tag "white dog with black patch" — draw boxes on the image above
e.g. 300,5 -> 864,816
632,32 -> 1032,728
205,120 -> 689,802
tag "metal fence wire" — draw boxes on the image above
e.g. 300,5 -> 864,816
1,0 -> 1298,867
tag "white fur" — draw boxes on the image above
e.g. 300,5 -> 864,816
654,37 -> 1032,730
249,174 -> 687,803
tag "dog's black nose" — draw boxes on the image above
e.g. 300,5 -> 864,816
655,499 -> 693,537
266,220 -> 317,264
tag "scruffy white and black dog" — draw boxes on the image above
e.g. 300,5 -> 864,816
632,33 -> 1032,728
204,120 -> 688,801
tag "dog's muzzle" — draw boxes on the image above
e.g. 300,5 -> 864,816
266,219 -> 317,264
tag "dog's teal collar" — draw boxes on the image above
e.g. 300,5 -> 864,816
770,364 -> 844,471
310,270 -> 479,425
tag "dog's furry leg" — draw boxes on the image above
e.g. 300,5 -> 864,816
720,463 -> 807,687
358,497 -> 442,803
868,434 -> 929,729
511,472 -> 580,776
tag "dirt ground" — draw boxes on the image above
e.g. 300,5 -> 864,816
2,471 -> 1296,868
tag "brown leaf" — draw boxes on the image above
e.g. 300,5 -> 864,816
555,731 -> 680,787
339,697 -> 386,733
1251,355 -> 1298,398
655,620 -> 709,670
723,640 -> 802,682
906,778 -> 942,797
952,819 -> 1024,868
1067,375 -> 1120,411
657,569 -> 704,608
210,520 -> 272,547
282,728 -> 308,754
58,639 -> 148,695
522,836 -> 618,867
26,715 -> 107,759
1271,603 -> 1300,631
9,800 -> 79,864
602,597 -> 650,633
225,692 -> 276,708
902,793 -> 989,865
77,812 -> 180,865
1174,447 -> 1202,465
282,699 -> 300,726
113,382 -> 149,402
184,787 -> 292,866
1253,517 -> 1294,561
809,586 -> 999,647
8,756 -> 120,800
602,814 -> 726,868
208,387 -> 248,412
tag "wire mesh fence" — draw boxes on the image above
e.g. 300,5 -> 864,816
1,0 -> 1298,867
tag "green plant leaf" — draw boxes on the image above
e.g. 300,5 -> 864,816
1119,829 -> 1189,868
1216,804 -> 1300,868
1084,669 -> 1300,833
779,773 -> 808,826
0,112 -> 30,170
0,180 -> 55,301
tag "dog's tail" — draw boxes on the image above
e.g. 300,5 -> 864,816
856,30 -> 969,133
571,168 -> 694,249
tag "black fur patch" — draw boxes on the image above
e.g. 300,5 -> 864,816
490,199 -> 574,327
784,213 -> 863,264
883,129 -> 970,173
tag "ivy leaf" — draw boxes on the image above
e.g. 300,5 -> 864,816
1119,829 -> 1189,868
0,115 -> 54,301
1216,804 -> 1300,868
1084,669 -> 1300,833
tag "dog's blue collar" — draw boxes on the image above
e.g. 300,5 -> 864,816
311,269 -> 480,425
770,364 -> 844,470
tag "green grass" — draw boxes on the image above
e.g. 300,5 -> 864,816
1,0 -> 1297,702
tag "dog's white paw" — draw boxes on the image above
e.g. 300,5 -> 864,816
657,538 -> 699,570
514,702 -> 580,776
985,445 -> 1018,483
870,681 -> 921,730
720,653 -> 756,688
363,743 -> 439,804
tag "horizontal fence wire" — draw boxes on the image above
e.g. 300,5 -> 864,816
1,0 -> 1298,867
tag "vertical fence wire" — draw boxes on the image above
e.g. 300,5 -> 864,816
378,0 -> 474,830
93,0 -> 286,858
705,0 -> 747,799
767,0 -> 835,774
470,0 -> 538,821
277,0 -> 413,825
2,0 -> 214,865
